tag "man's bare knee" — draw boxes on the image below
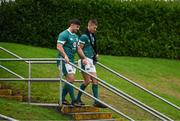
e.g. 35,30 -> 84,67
83,79 -> 91,86
66,74 -> 75,83
92,79 -> 98,84
90,72 -> 98,84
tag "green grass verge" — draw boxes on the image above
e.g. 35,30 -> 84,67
0,42 -> 180,120
0,98 -> 70,120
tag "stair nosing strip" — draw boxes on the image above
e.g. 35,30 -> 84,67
69,112 -> 112,115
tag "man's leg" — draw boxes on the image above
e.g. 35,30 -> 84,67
91,73 -> 107,108
76,59 -> 92,105
60,63 -> 70,104
76,73 -> 91,104
65,74 -> 75,102
61,63 -> 80,106
61,83 -> 69,104
65,73 -> 80,107
91,73 -> 99,102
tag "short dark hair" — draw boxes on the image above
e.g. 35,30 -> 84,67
69,19 -> 81,26
88,19 -> 98,26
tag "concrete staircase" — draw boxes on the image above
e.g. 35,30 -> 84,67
0,84 -> 23,101
0,83 -> 116,120
60,105 -> 115,121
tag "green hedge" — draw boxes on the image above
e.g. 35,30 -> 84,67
0,0 -> 180,59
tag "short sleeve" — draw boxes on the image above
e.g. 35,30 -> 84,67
79,34 -> 88,45
57,33 -> 67,45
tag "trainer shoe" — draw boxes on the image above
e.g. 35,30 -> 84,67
71,100 -> 82,107
62,99 -> 71,105
93,102 -> 108,108
77,100 -> 85,105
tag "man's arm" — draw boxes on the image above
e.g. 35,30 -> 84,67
57,43 -> 69,63
77,44 -> 87,65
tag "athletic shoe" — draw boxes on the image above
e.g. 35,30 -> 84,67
77,100 -> 85,105
71,100 -> 82,107
93,102 -> 108,108
62,99 -> 71,105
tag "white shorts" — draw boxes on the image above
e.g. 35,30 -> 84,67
59,63 -> 76,76
78,58 -> 96,73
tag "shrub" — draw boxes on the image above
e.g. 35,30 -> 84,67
0,0 -> 179,59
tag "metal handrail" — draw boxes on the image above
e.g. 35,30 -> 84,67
68,62 -> 173,121
0,61 -> 172,120
61,78 -> 134,121
0,78 -> 83,83
0,59 -> 133,120
97,62 -> 180,110
0,58 -> 63,61
0,46 -> 134,120
0,47 -> 173,120
0,47 -> 23,59
98,81 -> 173,121
0,65 -> 24,79
1,46 -> 177,112
0,113 -> 18,121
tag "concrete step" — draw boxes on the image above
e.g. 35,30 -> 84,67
0,89 -> 12,95
0,95 -> 23,101
60,105 -> 99,114
71,112 -> 113,120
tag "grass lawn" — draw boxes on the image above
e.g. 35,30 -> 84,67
0,42 -> 180,120
0,98 -> 70,120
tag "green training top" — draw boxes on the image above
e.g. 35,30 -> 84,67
79,34 -> 95,59
57,29 -> 79,63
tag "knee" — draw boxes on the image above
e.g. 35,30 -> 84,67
68,79 -> 74,83
66,76 -> 75,83
92,79 -> 98,85
84,80 -> 91,86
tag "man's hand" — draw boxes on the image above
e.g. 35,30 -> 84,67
64,55 -> 69,63
82,58 -> 87,65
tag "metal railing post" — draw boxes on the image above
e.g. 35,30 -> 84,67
59,59 -> 63,106
28,61 -> 31,103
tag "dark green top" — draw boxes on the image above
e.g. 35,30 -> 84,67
57,29 -> 79,63
79,33 -> 95,59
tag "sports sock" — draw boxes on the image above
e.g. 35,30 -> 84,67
62,83 -> 68,101
76,83 -> 87,101
68,82 -> 75,101
92,84 -> 98,103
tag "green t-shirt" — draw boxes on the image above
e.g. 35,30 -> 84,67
79,34 -> 94,59
57,29 -> 79,63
